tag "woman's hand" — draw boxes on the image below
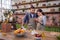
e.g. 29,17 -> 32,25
34,18 -> 39,22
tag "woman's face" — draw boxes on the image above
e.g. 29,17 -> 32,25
37,12 -> 42,16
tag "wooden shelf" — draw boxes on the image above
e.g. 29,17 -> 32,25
44,11 -> 60,14
13,12 -> 60,15
13,13 -> 25,15
12,1 -> 47,6
0,8 -> 11,10
13,5 -> 60,11
12,0 -> 58,6
47,5 -> 60,8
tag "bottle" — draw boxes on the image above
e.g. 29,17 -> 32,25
41,32 -> 46,38
4,19 -> 8,24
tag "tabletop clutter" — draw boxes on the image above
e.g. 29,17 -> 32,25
14,26 -> 46,40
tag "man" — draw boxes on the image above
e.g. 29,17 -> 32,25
23,5 -> 38,29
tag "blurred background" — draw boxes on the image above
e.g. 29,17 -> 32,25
0,0 -> 60,27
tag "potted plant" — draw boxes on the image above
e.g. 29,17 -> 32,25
59,8 -> 60,11
57,35 -> 60,40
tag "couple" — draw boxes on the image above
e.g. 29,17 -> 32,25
23,6 -> 46,30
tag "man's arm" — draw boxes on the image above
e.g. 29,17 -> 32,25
23,14 -> 29,24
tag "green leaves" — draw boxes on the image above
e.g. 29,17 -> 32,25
45,26 -> 60,32
57,35 -> 60,40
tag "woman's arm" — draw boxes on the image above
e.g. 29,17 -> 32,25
42,16 -> 46,25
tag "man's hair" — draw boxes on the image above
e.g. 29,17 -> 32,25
30,5 -> 35,9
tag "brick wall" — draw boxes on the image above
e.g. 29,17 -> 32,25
13,13 -> 60,26
46,13 -> 60,26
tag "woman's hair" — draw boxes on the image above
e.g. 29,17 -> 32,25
37,9 -> 45,15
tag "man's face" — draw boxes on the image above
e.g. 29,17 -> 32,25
30,8 -> 35,14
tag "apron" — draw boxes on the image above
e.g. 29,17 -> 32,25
36,16 -> 45,30
28,14 -> 37,30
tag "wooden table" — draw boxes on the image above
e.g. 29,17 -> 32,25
0,31 -> 60,40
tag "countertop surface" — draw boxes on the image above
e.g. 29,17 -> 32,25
0,30 -> 60,40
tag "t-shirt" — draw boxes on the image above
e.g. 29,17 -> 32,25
37,16 -> 46,25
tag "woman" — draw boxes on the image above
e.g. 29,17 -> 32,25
35,9 -> 46,30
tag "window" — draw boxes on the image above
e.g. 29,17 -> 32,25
0,4 -> 1,8
0,0 -> 1,8
2,0 -> 12,9
0,0 -> 12,14
0,0 -> 12,21
0,0 -> 1,4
